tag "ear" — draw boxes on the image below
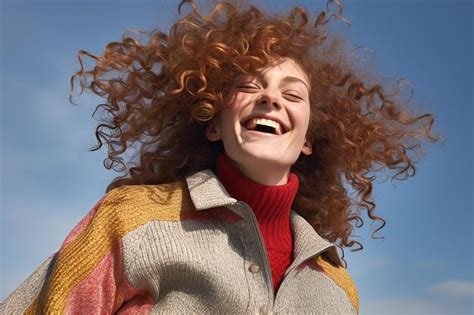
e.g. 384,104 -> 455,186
301,139 -> 312,156
205,119 -> 222,142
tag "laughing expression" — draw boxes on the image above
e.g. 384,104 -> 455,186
206,58 -> 312,185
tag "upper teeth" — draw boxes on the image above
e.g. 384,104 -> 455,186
245,118 -> 283,135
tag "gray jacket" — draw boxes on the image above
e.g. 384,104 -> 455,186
1,169 -> 359,314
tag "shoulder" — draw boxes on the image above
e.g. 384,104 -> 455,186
97,181 -> 198,231
314,254 -> 359,314
104,181 -> 190,208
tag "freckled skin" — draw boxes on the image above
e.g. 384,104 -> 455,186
206,58 -> 313,186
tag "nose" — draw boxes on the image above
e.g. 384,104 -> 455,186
258,90 -> 282,109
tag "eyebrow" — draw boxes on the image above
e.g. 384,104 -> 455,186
236,73 -> 310,91
282,76 -> 310,91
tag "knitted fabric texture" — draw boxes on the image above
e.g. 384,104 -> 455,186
216,153 -> 298,293
0,170 -> 359,314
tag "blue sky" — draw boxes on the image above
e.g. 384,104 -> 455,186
1,0 -> 473,313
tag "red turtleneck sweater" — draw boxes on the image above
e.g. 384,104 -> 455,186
216,153 -> 299,293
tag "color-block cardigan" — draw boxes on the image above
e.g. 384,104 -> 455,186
1,169 -> 359,314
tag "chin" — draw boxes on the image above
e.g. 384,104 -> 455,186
241,150 -> 294,167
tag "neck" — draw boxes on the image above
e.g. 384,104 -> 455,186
215,153 -> 299,222
226,156 -> 291,186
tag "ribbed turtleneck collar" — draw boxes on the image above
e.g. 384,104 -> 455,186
215,153 -> 299,227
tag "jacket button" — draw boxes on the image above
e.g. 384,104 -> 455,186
249,263 -> 261,273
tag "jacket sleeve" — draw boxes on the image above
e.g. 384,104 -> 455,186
0,194 -> 130,314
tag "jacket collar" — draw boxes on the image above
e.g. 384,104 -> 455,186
289,212 -> 344,268
186,169 -> 344,267
186,169 -> 237,209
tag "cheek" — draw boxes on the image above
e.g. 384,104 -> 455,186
221,96 -> 249,123
223,89 -> 247,106
294,107 -> 311,129
218,108 -> 240,136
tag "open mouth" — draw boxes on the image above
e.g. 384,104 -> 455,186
243,117 -> 288,135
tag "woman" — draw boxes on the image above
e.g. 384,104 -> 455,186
0,0 -> 440,313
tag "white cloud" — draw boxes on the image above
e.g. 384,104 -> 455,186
362,298 -> 442,314
361,281 -> 474,314
428,280 -> 474,299
344,252 -> 392,278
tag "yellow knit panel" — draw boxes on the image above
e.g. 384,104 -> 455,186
316,255 -> 359,313
24,300 -> 37,315
26,182 -> 199,314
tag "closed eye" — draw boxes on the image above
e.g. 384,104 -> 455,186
284,93 -> 304,101
237,82 -> 261,90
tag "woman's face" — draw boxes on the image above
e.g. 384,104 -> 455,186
206,57 -> 312,185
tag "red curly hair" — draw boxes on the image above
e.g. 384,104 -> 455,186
70,0 -> 442,263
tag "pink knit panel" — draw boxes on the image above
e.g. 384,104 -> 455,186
65,245 -> 120,314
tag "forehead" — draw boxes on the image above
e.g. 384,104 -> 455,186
260,58 -> 307,77
233,58 -> 310,87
